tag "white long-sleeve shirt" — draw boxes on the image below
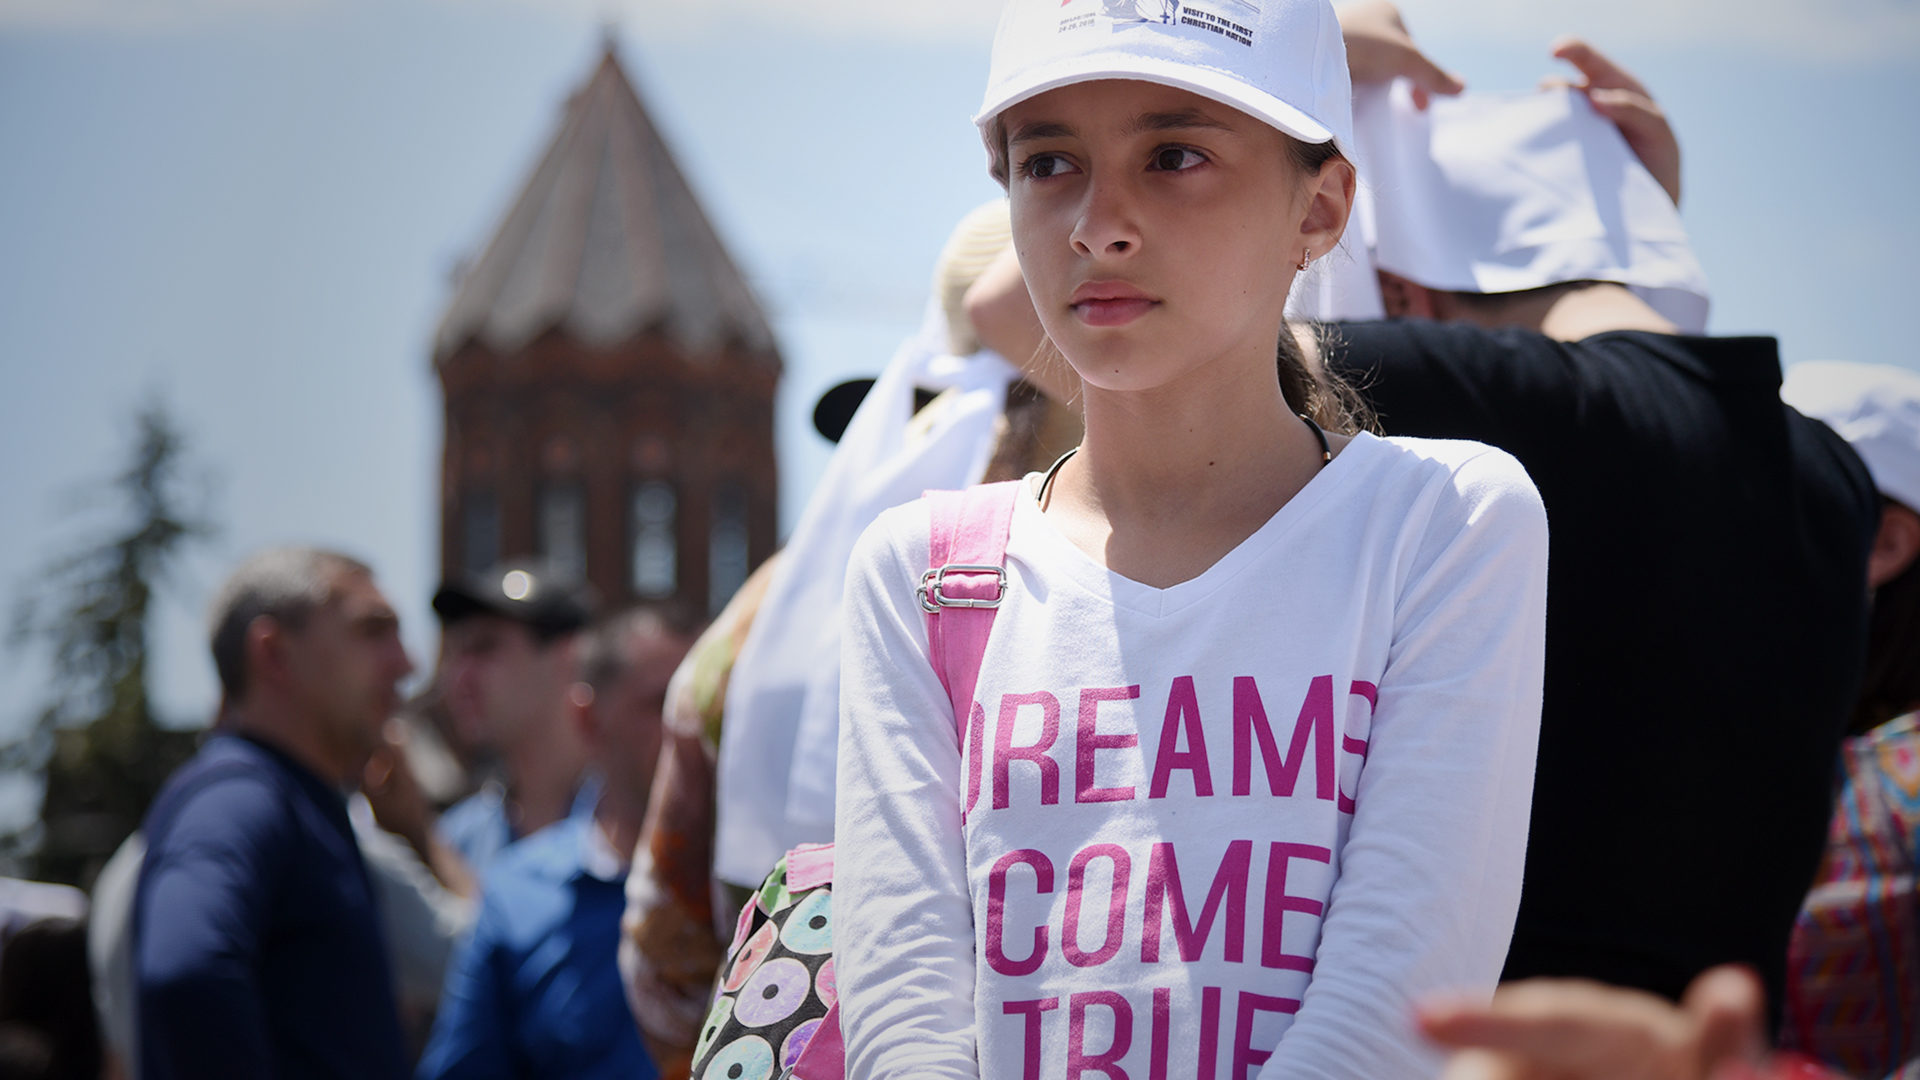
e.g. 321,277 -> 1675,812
834,433 -> 1548,1080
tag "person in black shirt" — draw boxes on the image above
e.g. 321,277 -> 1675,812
1319,310 -> 1877,1013
1302,20 -> 1882,1013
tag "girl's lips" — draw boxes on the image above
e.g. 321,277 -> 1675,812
1069,280 -> 1156,326
1073,297 -> 1157,326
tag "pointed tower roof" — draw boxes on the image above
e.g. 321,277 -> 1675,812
436,43 -> 776,361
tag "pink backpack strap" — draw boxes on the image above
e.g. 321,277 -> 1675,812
788,484 -> 1020,1080
920,481 -> 1021,730
784,842 -> 836,892
920,481 -> 1021,826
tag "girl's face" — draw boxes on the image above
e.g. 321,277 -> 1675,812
1002,79 -> 1347,396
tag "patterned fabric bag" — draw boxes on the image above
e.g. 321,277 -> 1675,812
687,482 -> 1020,1080
1783,712 -> 1920,1079
688,844 -> 840,1080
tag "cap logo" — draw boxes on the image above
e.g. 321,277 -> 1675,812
1059,0 -> 1258,47
1104,0 -> 1178,20
501,569 -> 534,601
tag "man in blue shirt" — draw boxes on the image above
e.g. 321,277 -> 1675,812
418,609 -> 690,1080
432,563 -> 595,873
135,548 -> 417,1079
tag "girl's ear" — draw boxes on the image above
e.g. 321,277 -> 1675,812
1297,157 -> 1356,256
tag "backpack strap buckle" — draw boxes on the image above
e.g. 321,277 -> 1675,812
916,563 -> 1007,613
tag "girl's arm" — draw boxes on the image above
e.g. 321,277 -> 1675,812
834,506 -> 982,1080
1262,445 -> 1550,1079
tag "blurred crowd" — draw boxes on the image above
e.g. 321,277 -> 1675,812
1,2 -> 1917,1079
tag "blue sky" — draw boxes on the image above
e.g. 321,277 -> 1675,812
1,0 -> 1916,822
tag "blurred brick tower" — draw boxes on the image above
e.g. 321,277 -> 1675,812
434,41 -> 780,619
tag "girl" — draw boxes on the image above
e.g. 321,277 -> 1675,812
833,1 -> 1549,1075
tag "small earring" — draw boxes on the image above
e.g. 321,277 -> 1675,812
1298,248 -> 1313,272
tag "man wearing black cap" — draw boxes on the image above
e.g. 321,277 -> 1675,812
432,563 -> 595,874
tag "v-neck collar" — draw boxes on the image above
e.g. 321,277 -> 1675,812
1009,431 -> 1382,618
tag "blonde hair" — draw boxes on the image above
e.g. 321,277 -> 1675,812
933,199 -> 1013,356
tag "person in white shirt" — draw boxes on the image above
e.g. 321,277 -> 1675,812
831,1 -> 1550,1077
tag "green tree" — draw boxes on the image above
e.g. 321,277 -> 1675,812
4,399 -> 214,886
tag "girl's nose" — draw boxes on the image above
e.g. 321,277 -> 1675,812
1071,176 -> 1142,258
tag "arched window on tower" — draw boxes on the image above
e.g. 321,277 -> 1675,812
539,482 -> 586,583
709,484 -> 750,615
631,480 -> 677,598
462,490 -> 500,576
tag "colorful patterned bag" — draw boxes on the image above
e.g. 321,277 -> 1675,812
1783,712 -> 1920,1079
687,482 -> 1020,1080
688,843 -> 840,1080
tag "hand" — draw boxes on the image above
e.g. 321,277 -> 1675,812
363,721 -> 432,848
1544,38 -> 1682,207
1418,966 -> 1770,1080
1337,0 -> 1464,109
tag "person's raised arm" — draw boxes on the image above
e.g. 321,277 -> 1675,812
1336,3 -> 1682,207
364,727 -> 475,899
1337,0 -> 1464,108
1545,38 -> 1682,207
964,245 -> 1045,373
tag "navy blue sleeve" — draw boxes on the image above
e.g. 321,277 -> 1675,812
415,895 -> 517,1080
136,773 -> 286,1080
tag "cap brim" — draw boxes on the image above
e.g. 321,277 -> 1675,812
431,585 -> 503,626
975,54 -> 1335,148
813,377 -> 877,443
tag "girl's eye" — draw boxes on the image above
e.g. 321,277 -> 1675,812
1149,146 -> 1206,172
1020,153 -> 1078,180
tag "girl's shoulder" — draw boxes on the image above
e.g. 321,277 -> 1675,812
853,480 -> 1038,564
850,497 -> 934,572
849,488 -> 998,584
1338,434 -> 1549,561
1346,432 -> 1545,512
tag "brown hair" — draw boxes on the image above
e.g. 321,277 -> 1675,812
982,378 -> 1086,483
987,114 -> 1015,192
1271,137 -> 1376,434
1854,503 -> 1920,733
1280,320 -> 1375,436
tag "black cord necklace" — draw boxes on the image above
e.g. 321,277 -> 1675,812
1038,412 -> 1332,506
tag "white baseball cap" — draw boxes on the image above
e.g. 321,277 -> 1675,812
975,0 -> 1354,153
1781,361 -> 1920,513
